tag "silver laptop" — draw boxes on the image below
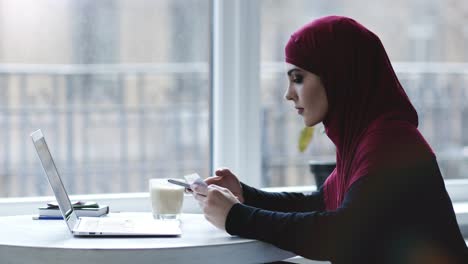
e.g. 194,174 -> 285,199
31,129 -> 182,237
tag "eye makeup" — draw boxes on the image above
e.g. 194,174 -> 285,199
287,68 -> 304,84
291,73 -> 303,84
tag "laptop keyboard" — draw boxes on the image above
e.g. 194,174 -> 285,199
78,218 -> 135,233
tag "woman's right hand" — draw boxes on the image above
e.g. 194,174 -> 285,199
204,168 -> 244,203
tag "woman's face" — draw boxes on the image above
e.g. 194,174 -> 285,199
284,63 -> 328,126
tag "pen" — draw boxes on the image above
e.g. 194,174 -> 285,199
32,215 -> 64,220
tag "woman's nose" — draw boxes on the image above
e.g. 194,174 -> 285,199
284,86 -> 294,101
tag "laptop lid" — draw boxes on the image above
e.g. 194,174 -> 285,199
31,129 -> 79,232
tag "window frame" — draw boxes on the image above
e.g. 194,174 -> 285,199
211,0 -> 262,186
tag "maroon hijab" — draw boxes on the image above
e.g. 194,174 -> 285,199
285,16 -> 433,210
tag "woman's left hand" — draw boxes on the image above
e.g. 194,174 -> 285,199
192,184 -> 240,230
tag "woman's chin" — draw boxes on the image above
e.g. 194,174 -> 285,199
304,120 -> 314,127
304,117 -> 320,127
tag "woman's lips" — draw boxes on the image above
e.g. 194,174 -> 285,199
296,108 -> 304,115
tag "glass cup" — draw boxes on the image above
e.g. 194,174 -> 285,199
149,178 -> 184,220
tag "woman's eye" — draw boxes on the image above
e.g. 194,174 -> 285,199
292,75 -> 303,84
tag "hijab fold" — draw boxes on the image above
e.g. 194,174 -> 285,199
285,16 -> 432,210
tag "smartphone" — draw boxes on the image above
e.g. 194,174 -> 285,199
167,178 -> 207,197
167,179 -> 191,190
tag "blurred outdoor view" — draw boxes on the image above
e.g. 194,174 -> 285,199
1,0 -> 468,197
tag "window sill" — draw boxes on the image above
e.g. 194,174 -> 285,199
1,184 -> 467,238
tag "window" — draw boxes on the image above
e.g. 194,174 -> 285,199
259,0 -> 468,188
1,0 -> 467,199
0,0 -> 211,197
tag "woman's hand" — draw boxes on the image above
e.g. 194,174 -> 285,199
192,184 -> 240,231
204,168 -> 244,203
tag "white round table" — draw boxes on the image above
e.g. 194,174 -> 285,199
0,213 -> 295,264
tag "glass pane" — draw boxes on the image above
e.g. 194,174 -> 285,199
260,0 -> 468,187
0,0 -> 211,197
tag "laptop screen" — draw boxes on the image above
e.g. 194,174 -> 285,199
31,129 -> 79,232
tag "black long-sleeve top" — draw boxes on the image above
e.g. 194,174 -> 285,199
225,157 -> 468,263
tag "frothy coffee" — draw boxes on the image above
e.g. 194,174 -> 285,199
149,179 -> 184,219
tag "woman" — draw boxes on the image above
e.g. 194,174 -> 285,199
193,16 -> 467,263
